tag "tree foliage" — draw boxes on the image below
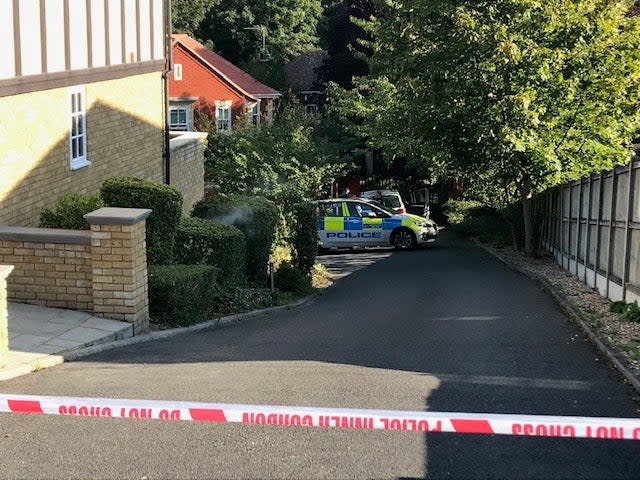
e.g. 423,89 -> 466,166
330,0 -> 640,253
195,0 -> 323,87
171,0 -> 218,36
204,97 -> 346,207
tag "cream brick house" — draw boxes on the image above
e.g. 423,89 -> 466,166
0,0 -> 172,227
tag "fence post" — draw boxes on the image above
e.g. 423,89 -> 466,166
559,184 -> 565,267
594,172 -> 604,292
576,178 -> 583,276
584,174 -> 593,284
606,169 -> 619,299
621,162 -> 635,302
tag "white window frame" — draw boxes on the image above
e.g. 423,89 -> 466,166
69,86 -> 89,170
169,107 -> 189,131
251,103 -> 260,128
173,63 -> 182,80
216,105 -> 232,133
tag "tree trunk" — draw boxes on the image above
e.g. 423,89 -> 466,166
519,177 -> 535,256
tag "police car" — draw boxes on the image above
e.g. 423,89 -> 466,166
316,198 -> 438,250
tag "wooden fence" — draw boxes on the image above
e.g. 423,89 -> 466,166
539,157 -> 640,304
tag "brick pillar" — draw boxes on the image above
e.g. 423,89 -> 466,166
84,208 -> 152,334
0,265 -> 14,368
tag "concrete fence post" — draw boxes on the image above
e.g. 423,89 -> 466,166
84,208 -> 152,334
0,265 -> 14,368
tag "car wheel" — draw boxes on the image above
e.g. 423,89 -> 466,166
391,228 -> 416,250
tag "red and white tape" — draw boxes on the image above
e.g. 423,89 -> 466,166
1,393 -> 639,440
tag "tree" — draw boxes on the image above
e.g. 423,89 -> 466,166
330,0 -> 640,254
195,0 -> 323,87
316,0 -> 376,89
171,0 -> 218,36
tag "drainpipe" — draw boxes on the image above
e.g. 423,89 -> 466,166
162,0 -> 173,184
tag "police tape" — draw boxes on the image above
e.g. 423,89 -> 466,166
1,393 -> 639,440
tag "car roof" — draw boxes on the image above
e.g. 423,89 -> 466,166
361,190 -> 400,195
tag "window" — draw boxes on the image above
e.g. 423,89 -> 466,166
305,104 -> 319,116
317,202 -> 343,217
252,104 -> 260,127
169,107 -> 188,131
216,105 -> 231,133
173,63 -> 182,80
69,86 -> 89,170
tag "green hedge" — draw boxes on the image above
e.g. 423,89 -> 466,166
100,176 -> 183,265
290,201 -> 318,275
274,261 -> 312,295
173,216 -> 246,285
148,264 -> 218,326
39,192 -> 104,230
192,195 -> 279,285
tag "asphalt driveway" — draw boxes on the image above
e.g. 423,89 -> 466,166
0,232 -> 638,479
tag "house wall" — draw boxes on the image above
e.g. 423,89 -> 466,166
170,45 -> 248,125
0,72 -> 164,227
169,132 -> 208,215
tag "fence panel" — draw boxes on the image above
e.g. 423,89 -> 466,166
540,158 -> 639,304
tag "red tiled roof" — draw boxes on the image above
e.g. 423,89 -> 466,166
172,34 -> 280,98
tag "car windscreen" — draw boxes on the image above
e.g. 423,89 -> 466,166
363,200 -> 394,215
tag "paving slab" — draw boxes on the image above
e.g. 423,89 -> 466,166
1,302 -> 134,381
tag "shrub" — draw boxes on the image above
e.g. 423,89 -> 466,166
443,199 -> 485,226
610,301 -> 628,314
290,201 -> 318,275
100,176 -> 183,265
39,192 -> 104,230
192,195 -> 279,285
622,302 -> 640,323
210,286 -> 275,315
274,261 -> 312,295
174,217 -> 246,285
148,264 -> 218,326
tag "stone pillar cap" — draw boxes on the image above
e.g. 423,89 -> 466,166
84,207 -> 152,225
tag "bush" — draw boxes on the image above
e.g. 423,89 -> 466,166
610,301 -> 628,314
274,261 -> 312,295
623,303 -> 640,323
192,195 -> 279,285
443,199 -> 486,226
148,264 -> 218,326
174,217 -> 246,285
290,201 -> 318,275
100,176 -> 183,265
39,192 -> 104,230
210,286 -> 275,315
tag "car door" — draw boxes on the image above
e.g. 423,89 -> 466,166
354,202 -> 389,246
317,201 -> 348,247
408,187 -> 430,218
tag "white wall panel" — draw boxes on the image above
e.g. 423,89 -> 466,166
90,0 -> 106,67
124,0 -> 137,62
138,0 -> 151,61
68,0 -> 88,69
152,0 -> 163,60
0,2 -> 15,79
108,0 -> 122,65
45,0 -> 66,72
19,0 -> 43,76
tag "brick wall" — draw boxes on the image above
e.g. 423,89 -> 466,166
0,232 -> 93,311
0,208 -> 152,333
169,132 -> 207,215
0,72 -> 164,227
